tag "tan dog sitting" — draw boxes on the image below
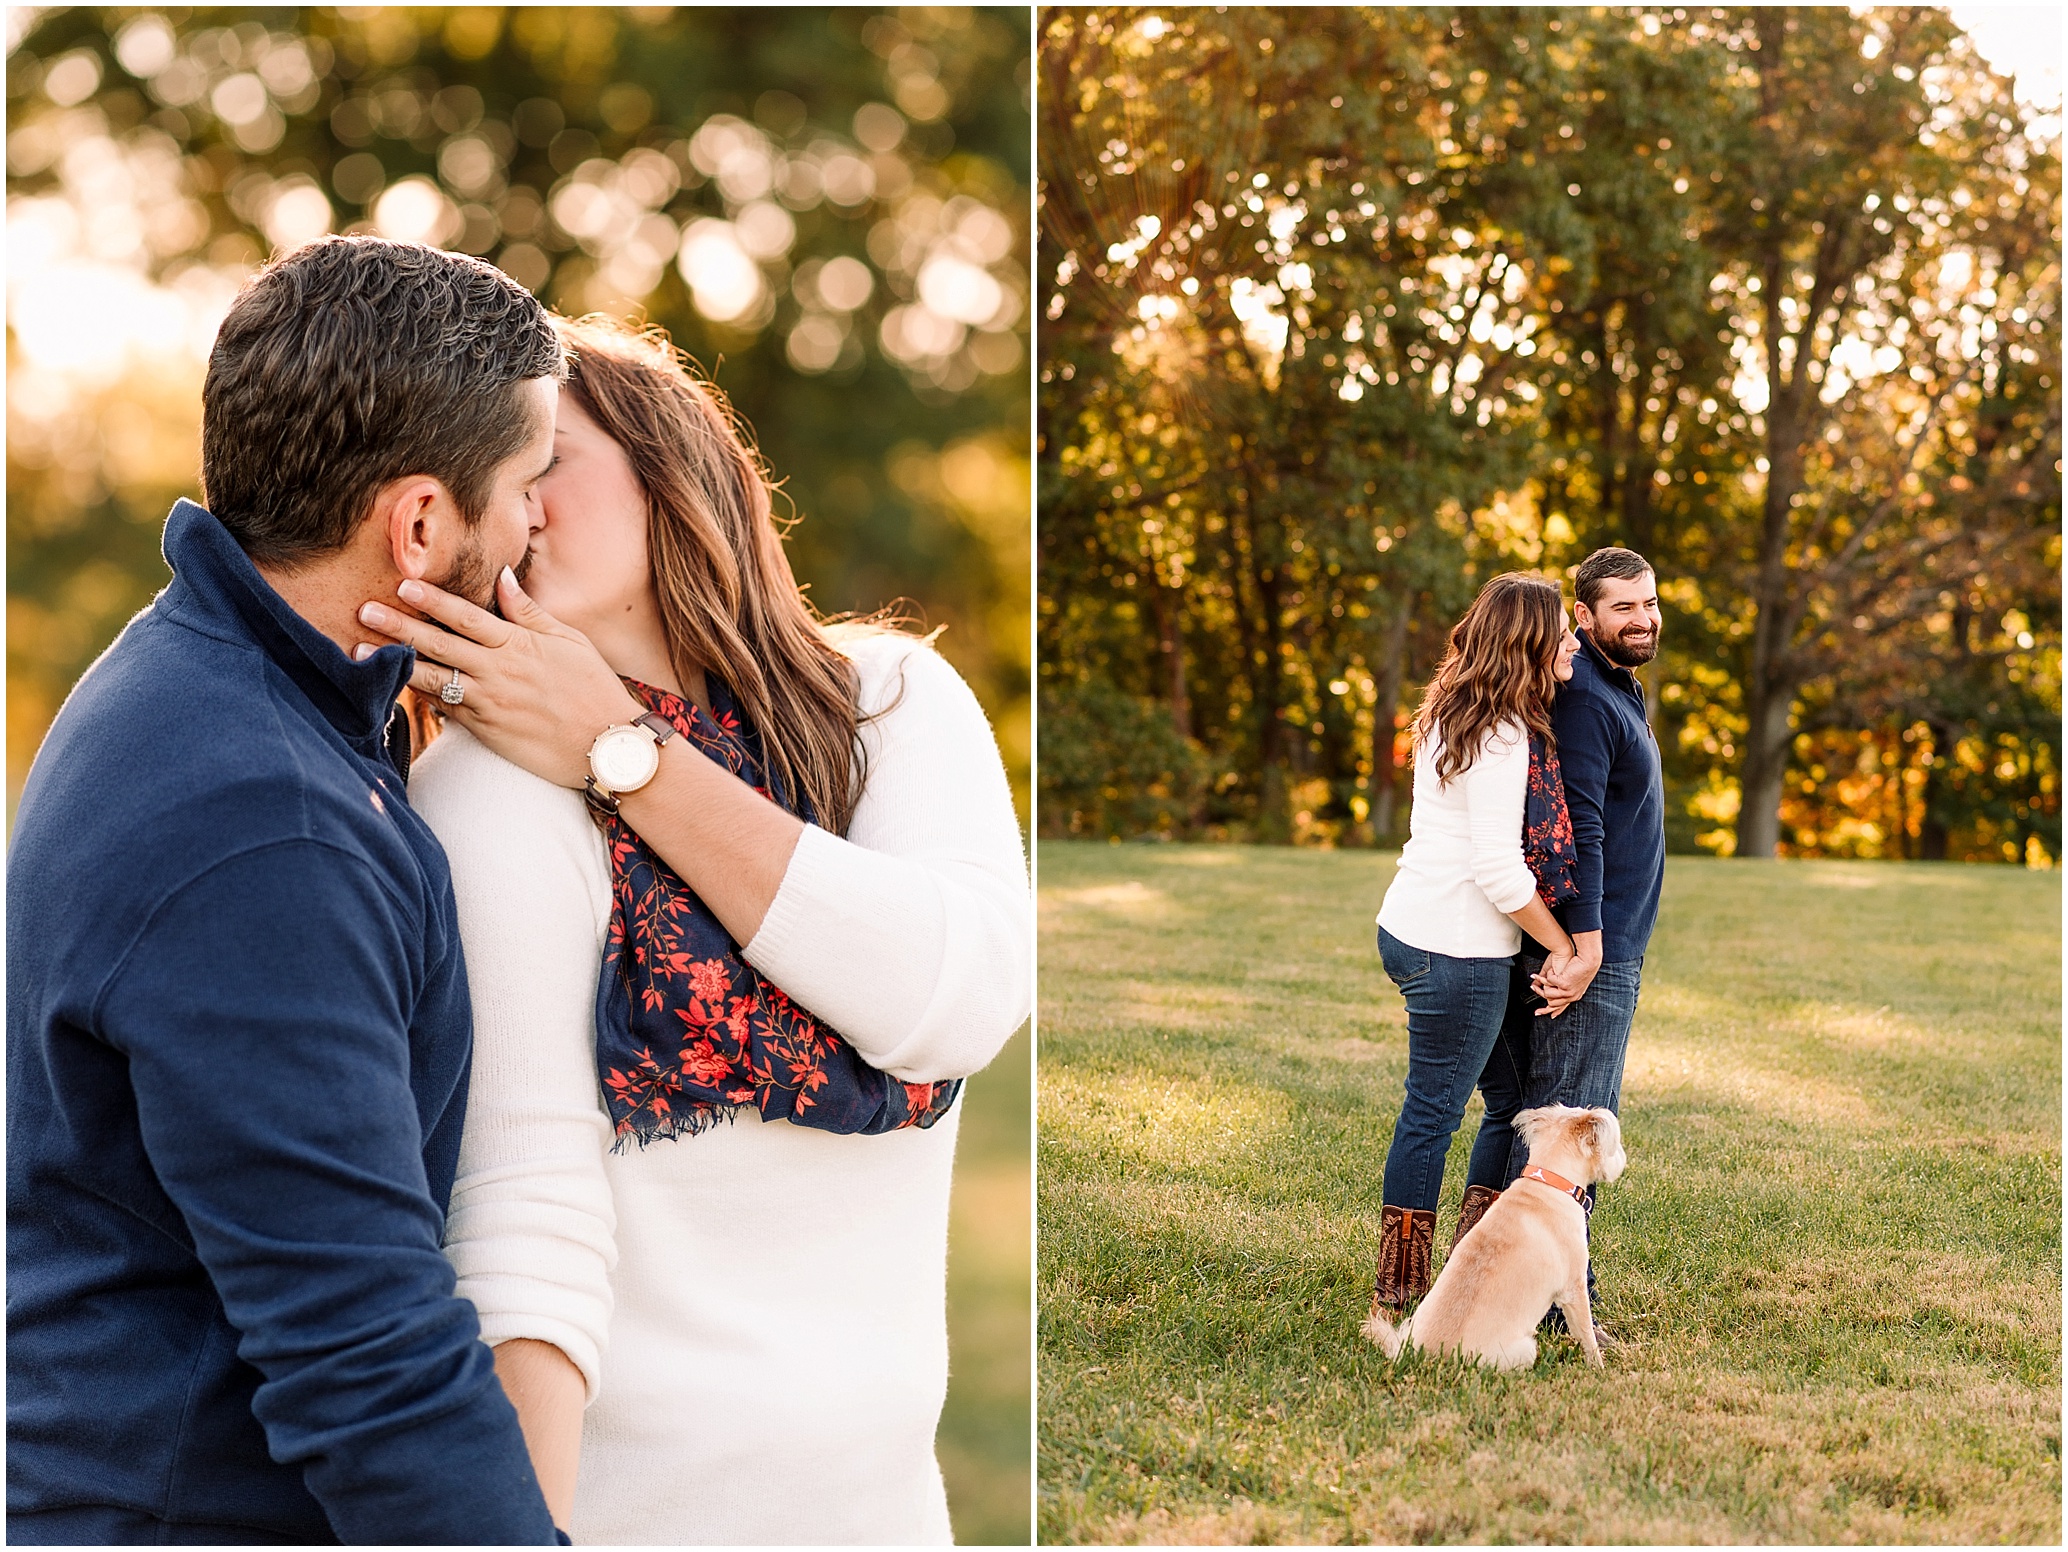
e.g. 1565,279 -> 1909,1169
1363,1104 -> 1626,1370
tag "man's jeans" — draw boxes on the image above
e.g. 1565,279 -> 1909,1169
1466,950 -> 1643,1307
1377,927 -> 1513,1212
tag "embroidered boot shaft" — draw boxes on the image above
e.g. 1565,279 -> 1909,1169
1449,1184 -> 1501,1257
1368,1204 -> 1437,1316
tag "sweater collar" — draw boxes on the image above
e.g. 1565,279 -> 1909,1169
1576,628 -> 1643,699
158,498 -> 414,747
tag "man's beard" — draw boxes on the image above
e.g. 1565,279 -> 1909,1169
1590,619 -> 1659,668
485,546 -> 536,620
430,532 -> 528,617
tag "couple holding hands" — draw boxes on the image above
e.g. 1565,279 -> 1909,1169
1369,550 -> 1667,1342
8,237 -> 1030,1545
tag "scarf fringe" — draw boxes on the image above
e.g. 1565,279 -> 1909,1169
609,1100 -> 747,1153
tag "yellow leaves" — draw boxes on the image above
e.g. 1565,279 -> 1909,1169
510,8 -> 620,83
355,9 -> 421,67
441,9 -> 502,61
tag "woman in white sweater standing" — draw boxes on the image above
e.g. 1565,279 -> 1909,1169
355,314 -> 1030,1544
1366,573 -> 1582,1318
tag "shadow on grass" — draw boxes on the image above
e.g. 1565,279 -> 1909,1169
1038,844 -> 2061,1544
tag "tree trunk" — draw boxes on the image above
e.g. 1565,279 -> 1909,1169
1151,580 -> 1190,741
1918,715 -> 1953,860
1892,725 -> 1914,861
1735,265 -> 1810,859
1618,350 -> 1660,555
1254,562 -> 1292,843
1919,806 -> 1949,860
1231,443 -> 1295,844
1621,454 -> 1658,557
1368,590 -> 1412,842
1734,673 -> 1796,858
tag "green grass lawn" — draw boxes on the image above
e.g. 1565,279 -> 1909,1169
944,1023 -> 1033,1544
1038,843 -> 2060,1544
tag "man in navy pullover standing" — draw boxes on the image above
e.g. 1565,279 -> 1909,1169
8,239 -> 565,1543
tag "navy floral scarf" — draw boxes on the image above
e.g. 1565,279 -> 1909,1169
1524,732 -> 1581,908
591,675 -> 961,1146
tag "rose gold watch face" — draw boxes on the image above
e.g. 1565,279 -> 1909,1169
592,726 -> 660,794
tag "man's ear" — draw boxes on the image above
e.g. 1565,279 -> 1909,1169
1573,597 -> 1596,633
370,476 -> 456,582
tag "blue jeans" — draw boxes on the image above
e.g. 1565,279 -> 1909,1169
1467,950 -> 1644,1307
1377,927 -> 1514,1212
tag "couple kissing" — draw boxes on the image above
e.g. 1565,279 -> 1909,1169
8,237 -> 1032,1545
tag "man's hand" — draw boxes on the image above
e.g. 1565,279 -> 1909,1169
1533,930 -> 1602,1017
1534,948 -> 1578,1017
1539,949 -> 1576,979
357,569 -> 642,789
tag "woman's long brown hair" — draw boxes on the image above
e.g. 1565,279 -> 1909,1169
552,313 -> 899,834
1411,572 -> 1566,784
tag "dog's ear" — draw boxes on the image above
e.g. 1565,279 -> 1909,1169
1576,1111 -> 1607,1169
1513,1106 -> 1548,1153
1575,1108 -> 1623,1173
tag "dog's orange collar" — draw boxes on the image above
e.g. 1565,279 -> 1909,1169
1517,1165 -> 1588,1206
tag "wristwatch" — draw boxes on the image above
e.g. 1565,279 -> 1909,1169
584,711 -> 678,817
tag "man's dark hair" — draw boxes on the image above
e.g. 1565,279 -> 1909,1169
1573,546 -> 1655,610
201,237 -> 563,566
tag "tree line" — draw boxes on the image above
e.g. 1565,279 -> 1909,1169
1038,5 -> 2060,862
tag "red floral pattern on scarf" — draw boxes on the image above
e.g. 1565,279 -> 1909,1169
1524,732 -> 1581,909
592,678 -> 961,1144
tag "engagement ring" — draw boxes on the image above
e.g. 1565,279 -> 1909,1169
440,666 -> 465,706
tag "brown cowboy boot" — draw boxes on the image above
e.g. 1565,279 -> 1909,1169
1368,1204 -> 1437,1316
1449,1184 -> 1501,1256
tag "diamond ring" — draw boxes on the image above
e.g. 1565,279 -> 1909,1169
439,666 -> 465,706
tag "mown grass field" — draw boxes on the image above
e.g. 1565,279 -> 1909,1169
943,1023 -> 1033,1544
1038,843 -> 2060,1544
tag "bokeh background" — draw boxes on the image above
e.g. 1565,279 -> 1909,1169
1039,4 -> 2060,864
7,6 -> 1030,1542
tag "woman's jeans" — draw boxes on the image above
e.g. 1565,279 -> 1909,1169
1377,927 -> 1514,1212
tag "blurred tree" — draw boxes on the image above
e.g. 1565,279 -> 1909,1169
1038,4 -> 2060,864
1703,5 -> 2058,856
1041,7 -> 1582,841
7,5 -> 1031,828
1777,140 -> 2062,864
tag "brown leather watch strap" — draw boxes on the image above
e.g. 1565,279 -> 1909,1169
583,775 -> 621,817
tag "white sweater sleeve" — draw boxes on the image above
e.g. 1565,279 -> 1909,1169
409,727 -> 618,1403
1463,723 -> 1539,915
742,637 -> 1032,1083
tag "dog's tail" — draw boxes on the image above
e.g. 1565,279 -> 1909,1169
1360,1308 -> 1412,1360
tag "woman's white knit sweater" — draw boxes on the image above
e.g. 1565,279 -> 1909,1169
409,633 -> 1032,1546
1375,720 -> 1539,959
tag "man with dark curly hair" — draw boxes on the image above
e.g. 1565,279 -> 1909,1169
7,238 -> 568,1545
